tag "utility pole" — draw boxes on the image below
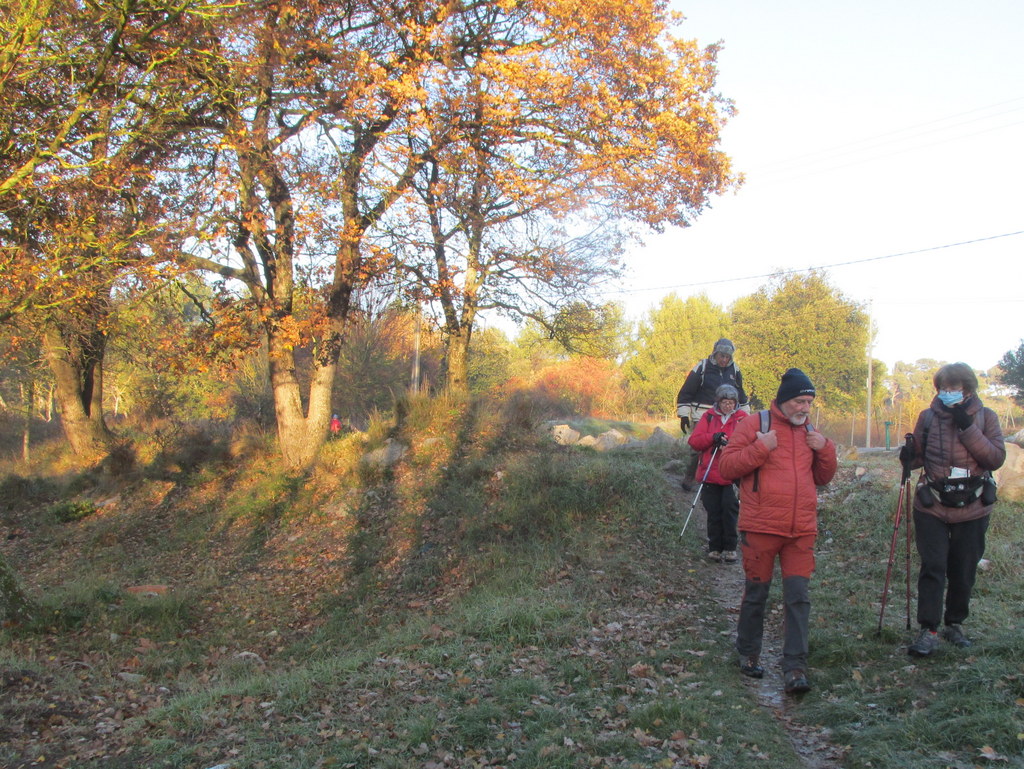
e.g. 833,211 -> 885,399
865,302 -> 873,449
410,304 -> 421,394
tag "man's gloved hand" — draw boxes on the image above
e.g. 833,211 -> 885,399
712,431 -> 728,447
680,417 -> 691,434
898,444 -> 914,464
951,404 -> 973,430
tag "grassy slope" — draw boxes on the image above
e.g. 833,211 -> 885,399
1,398 -> 1022,769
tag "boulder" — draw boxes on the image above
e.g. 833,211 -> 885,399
593,429 -> 628,452
994,442 -> 1024,502
1006,428 -> 1024,447
646,427 -> 676,449
361,438 -> 408,469
550,424 -> 582,446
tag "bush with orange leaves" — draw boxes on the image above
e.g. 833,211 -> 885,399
515,357 -> 627,419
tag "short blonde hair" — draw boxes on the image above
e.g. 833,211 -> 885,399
933,362 -> 978,395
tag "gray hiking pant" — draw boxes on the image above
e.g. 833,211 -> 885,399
735,576 -> 811,673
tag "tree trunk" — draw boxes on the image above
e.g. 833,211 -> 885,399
446,327 -> 470,392
0,553 -> 34,624
22,377 -> 33,463
42,321 -> 113,461
267,328 -> 335,470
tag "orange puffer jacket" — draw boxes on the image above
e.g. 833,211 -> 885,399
718,401 -> 838,537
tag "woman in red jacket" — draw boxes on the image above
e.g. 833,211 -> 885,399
688,385 -> 747,563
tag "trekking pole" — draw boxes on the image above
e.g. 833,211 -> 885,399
680,444 -> 720,537
877,434 -> 914,636
904,455 -> 914,630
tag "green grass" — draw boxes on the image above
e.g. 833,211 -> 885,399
3,402 -> 1024,768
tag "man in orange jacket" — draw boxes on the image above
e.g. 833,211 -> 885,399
718,368 -> 838,695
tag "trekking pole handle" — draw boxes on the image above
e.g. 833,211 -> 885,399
900,433 -> 914,484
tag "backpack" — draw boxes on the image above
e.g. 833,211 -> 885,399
694,357 -> 741,390
757,409 -> 812,434
752,409 -> 813,492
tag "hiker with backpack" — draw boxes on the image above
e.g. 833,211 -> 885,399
899,362 -> 1005,658
718,368 -> 837,695
676,339 -> 749,489
687,384 -> 747,563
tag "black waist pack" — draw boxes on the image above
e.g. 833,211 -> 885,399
923,475 -> 995,508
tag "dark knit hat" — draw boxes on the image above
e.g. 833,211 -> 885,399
712,338 -> 735,357
776,368 -> 815,404
715,384 -> 739,403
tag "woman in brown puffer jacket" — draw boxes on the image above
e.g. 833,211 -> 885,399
900,362 -> 1005,657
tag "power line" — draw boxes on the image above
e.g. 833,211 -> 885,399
751,96 -> 1024,175
615,228 -> 1024,295
760,118 -> 1024,185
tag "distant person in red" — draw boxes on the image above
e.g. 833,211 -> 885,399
687,384 -> 746,563
329,414 -> 342,437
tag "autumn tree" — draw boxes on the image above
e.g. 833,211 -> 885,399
730,272 -> 869,411
0,1 -> 230,460
388,0 -> 737,391
623,293 -> 730,415
171,1 -> 499,468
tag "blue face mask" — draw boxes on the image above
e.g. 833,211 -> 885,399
938,390 -> 964,407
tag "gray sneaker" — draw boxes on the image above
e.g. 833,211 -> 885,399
908,628 -> 939,657
942,624 -> 972,648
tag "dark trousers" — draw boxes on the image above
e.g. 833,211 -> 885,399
913,510 -> 988,630
702,483 -> 739,552
736,532 -> 815,672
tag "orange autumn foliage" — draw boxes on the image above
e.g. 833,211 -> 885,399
522,357 -> 627,418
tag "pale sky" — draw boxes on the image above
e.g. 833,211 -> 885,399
611,0 -> 1024,374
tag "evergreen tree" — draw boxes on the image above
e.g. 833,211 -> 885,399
730,272 -> 869,412
997,341 -> 1024,406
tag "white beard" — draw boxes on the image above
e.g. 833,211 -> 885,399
788,414 -> 808,425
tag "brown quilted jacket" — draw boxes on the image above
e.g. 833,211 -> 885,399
907,395 -> 1005,523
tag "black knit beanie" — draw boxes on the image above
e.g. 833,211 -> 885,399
776,368 -> 815,404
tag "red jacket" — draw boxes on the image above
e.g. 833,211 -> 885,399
718,401 -> 838,537
688,407 -> 747,485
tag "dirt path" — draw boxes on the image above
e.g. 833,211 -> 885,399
667,470 -> 846,769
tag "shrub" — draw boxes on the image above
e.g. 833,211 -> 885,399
48,499 -> 97,523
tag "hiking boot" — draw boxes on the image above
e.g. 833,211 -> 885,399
739,656 -> 764,679
707,551 -> 721,562
908,628 -> 939,657
784,669 -> 811,694
721,550 -> 738,563
941,624 -> 972,648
